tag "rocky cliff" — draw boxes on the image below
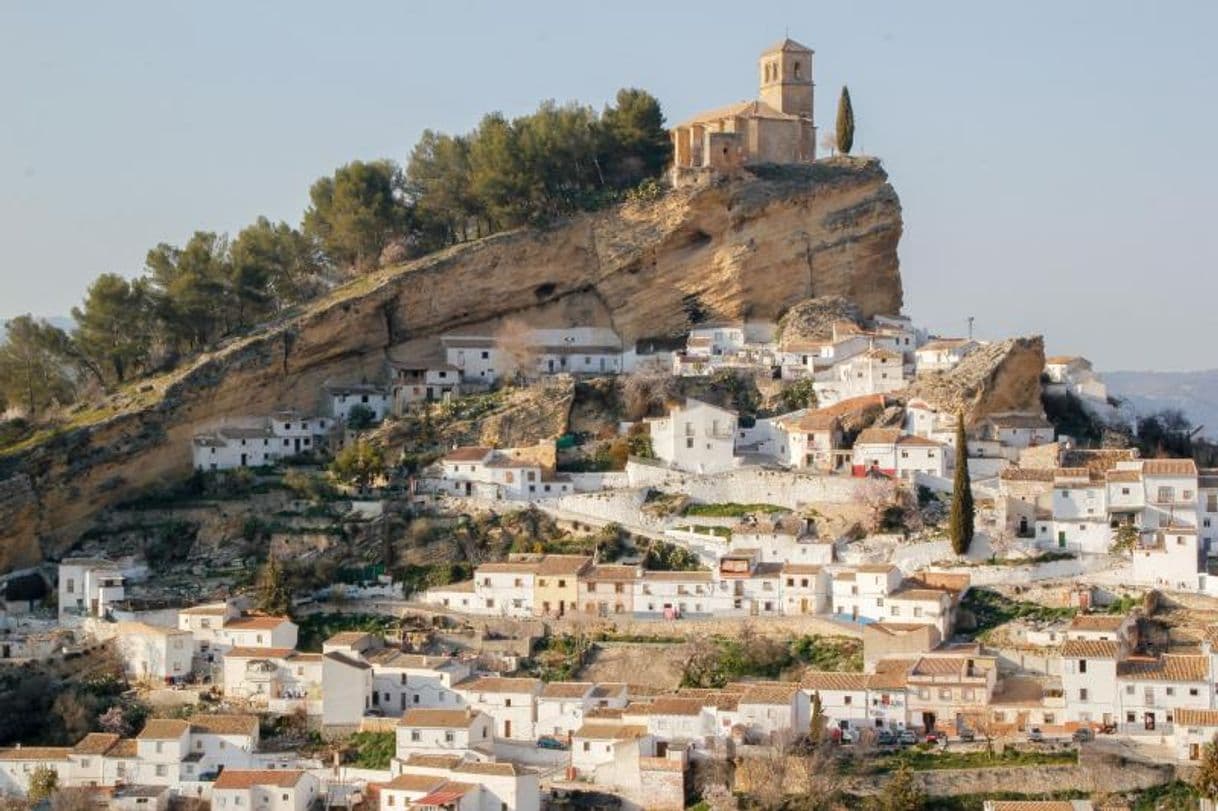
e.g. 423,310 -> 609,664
901,336 -> 1047,423
0,157 -> 903,572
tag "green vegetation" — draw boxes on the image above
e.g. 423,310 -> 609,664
295,613 -> 397,652
524,634 -> 595,681
330,439 -> 385,489
960,588 -> 1076,640
642,539 -> 703,571
949,413 -> 974,555
1139,780 -> 1201,811
1103,593 -> 1141,615
347,730 -> 396,769
869,762 -> 923,811
684,502 -> 786,518
778,377 -> 818,412
256,555 -> 292,616
399,562 -> 473,598
0,89 -> 669,445
835,86 -> 855,156
682,631 -> 861,688
1195,732 -> 1218,801
870,747 -> 1076,773
27,766 -> 59,803
1110,522 -> 1140,555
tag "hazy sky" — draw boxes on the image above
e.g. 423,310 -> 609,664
2,1 -> 1216,371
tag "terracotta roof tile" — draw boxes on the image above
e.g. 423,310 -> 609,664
213,769 -> 307,790
1060,639 -> 1121,659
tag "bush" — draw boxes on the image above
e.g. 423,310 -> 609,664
347,731 -> 395,769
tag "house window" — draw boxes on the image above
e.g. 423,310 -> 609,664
1079,659 -> 1087,674
445,731 -> 454,743
411,730 -> 421,741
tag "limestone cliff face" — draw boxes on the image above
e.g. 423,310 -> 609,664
0,158 -> 903,571
901,337 -> 1047,423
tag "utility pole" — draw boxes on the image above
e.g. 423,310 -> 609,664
967,316 -> 975,340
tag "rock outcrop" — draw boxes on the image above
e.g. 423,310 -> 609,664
0,157 -> 903,571
776,295 -> 863,344
901,336 -> 1046,423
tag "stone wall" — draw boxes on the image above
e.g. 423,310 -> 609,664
624,464 -> 864,508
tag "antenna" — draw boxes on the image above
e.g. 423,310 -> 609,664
967,316 -> 975,340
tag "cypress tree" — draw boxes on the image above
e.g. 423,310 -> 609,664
809,691 -> 825,744
949,411 -> 975,555
835,86 -> 855,155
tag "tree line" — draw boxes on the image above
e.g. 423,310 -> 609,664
0,89 -> 670,421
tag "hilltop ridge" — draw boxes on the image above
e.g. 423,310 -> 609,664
0,157 -> 903,570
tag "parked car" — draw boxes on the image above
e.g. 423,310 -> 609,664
537,736 -> 568,750
1027,727 -> 1044,743
924,731 -> 941,744
958,728 -> 976,742
876,730 -> 897,747
898,730 -> 918,746
838,728 -> 857,745
1072,727 -> 1094,743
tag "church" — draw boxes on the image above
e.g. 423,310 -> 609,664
670,38 -> 816,183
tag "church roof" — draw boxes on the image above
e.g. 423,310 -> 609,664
764,38 -> 814,54
679,99 -> 800,128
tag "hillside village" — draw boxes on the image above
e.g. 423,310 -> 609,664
3,34 -> 1218,811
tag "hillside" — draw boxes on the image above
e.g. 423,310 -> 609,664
0,158 -> 904,572
1105,369 -> 1218,439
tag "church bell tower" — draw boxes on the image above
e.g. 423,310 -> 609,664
758,38 -> 814,119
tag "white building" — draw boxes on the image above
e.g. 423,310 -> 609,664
58,557 -> 124,621
396,708 -> 495,757
212,769 -> 320,811
455,676 -> 543,741
646,398 -> 738,474
112,622 -> 193,683
979,414 -> 1055,450
191,413 -> 334,470
813,348 -> 908,407
390,363 -> 463,408
433,445 -> 573,501
326,382 -> 391,424
179,602 -> 298,659
850,428 -> 947,480
914,339 -> 977,375
773,411 -> 844,471
388,753 -> 540,811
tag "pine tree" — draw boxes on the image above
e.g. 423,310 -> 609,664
835,86 -> 855,156
809,690 -> 825,745
949,411 -> 975,555
1196,734 -> 1218,799
257,555 -> 292,617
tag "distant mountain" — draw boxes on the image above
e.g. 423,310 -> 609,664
1104,369 -> 1218,439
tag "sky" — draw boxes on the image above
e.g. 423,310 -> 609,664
2,1 -> 1216,371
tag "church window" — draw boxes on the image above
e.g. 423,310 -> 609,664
794,61 -> 801,79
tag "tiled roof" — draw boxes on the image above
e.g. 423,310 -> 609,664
415,782 -> 479,806
398,709 -> 481,728
452,761 -> 522,776
910,657 -> 966,677
855,428 -> 902,445
1174,708 -> 1218,727
187,714 -> 259,737
72,733 -> 121,755
179,603 -> 230,616
585,565 -> 639,582
475,561 -> 538,574
1069,614 -> 1129,632
889,588 -> 949,603
679,99 -> 800,128
109,739 -> 137,758
1142,458 -> 1198,476
640,757 -> 685,772
213,769 -> 307,790
224,646 -> 296,659
1000,468 -> 1056,482
782,563 -> 823,575
0,747 -> 71,761
867,659 -> 917,690
401,753 -> 464,770
540,682 -> 593,699
987,804 -> 1077,811
800,671 -> 867,691
896,435 -> 943,447
645,697 -> 705,716
1117,654 -> 1208,682
442,446 -> 492,462
574,723 -> 649,740
224,615 -> 291,630
382,774 -> 447,792
590,683 -> 628,699
534,555 -> 593,576
458,676 -> 541,694
856,564 -> 898,574
324,651 -> 371,670
1106,469 -> 1142,483
641,570 -> 714,582
137,719 -> 190,740
1060,640 -> 1121,659
736,684 -> 800,705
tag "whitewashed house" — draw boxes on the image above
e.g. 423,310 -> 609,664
774,411 -> 844,471
813,348 -> 908,407
914,339 -> 977,375
58,557 -> 125,621
1173,708 -> 1218,761
396,708 -> 495,756
850,428 -> 946,480
111,622 -> 193,683
388,754 -> 541,811
1059,639 -> 1123,726
979,413 -> 1055,450
212,770 -> 320,811
390,363 -> 462,408
444,335 -> 504,384
433,444 -> 572,501
220,647 -> 323,714
191,412 -> 334,470
646,398 -> 738,474
326,381 -> 391,424
456,676 -> 543,741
